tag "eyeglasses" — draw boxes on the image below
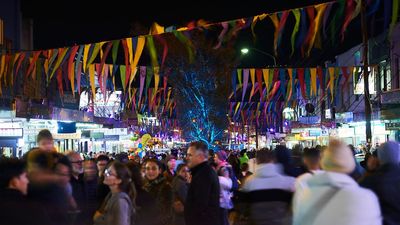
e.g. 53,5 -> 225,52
104,169 -> 117,177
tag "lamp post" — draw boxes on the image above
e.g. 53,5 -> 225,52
241,47 -> 277,66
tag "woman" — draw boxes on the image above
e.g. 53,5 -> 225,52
171,163 -> 190,225
125,161 -> 159,225
143,158 -> 173,225
94,162 -> 136,225
218,166 -> 233,225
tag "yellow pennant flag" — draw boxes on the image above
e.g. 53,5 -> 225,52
234,102 -> 241,116
127,38 -> 133,64
83,44 -> 90,72
49,48 -> 68,80
310,68 -> 317,96
133,36 -> 145,67
89,64 -> 96,99
262,68 -> 270,93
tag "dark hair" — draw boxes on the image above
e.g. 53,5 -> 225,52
27,148 -> 55,170
110,161 -> 136,208
96,155 -> 110,163
189,141 -> 208,155
125,161 -> 144,190
303,148 -> 321,159
241,163 -> 249,171
143,158 -> 162,170
176,163 -> 188,173
0,158 -> 26,189
256,148 -> 275,164
54,153 -> 72,171
37,129 -> 53,143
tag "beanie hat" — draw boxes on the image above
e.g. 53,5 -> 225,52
321,139 -> 356,174
378,141 -> 400,165
216,150 -> 228,162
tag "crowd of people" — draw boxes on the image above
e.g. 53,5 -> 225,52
0,128 -> 399,225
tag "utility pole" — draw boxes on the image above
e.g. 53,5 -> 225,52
361,0 -> 373,146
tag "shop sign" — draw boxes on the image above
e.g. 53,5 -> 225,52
53,132 -> 81,139
325,109 -> 332,119
299,116 -> 320,124
335,112 -> 353,123
100,135 -> 120,141
309,129 -> 322,137
337,127 -> 354,137
54,93 -> 80,110
385,122 -> 400,130
0,128 -> 23,138
90,132 -> 104,139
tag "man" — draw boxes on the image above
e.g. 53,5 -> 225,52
37,129 -> 55,152
293,140 -> 381,225
95,155 -> 110,210
67,151 -> 87,216
185,141 -> 221,225
96,154 -> 110,178
241,148 -> 295,225
164,157 -> 177,182
0,158 -> 50,225
295,148 -> 323,192
360,141 -> 400,225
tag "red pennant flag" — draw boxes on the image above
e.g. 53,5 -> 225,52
297,68 -> 306,99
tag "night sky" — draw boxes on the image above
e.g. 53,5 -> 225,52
21,0 -> 332,49
21,0 -> 385,67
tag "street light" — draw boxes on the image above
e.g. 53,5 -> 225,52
241,47 -> 277,66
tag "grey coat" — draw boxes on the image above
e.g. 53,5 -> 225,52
94,192 -> 134,225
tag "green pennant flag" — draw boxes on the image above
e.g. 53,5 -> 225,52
120,65 -> 126,91
112,40 -> 120,65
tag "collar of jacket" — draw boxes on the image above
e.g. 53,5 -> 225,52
254,163 -> 282,178
190,161 -> 208,175
147,175 -> 166,186
308,171 -> 357,188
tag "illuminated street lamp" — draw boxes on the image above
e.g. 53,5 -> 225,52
241,47 -> 277,66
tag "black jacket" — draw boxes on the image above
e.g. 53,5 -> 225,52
0,188 -> 50,225
360,164 -> 400,225
185,162 -> 221,225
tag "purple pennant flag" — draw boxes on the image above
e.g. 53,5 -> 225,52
242,69 -> 249,102
138,66 -> 146,105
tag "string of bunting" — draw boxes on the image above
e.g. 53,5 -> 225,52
229,66 -> 378,127
0,0 -> 395,120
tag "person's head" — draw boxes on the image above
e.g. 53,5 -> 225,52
27,148 -> 55,173
241,163 -> 249,172
167,158 -> 177,171
256,148 -> 275,165
321,139 -> 356,174
84,159 -> 97,181
125,161 -> 144,189
37,129 -> 54,152
303,148 -> 321,170
104,161 -> 136,203
67,151 -> 84,177
96,155 -> 110,176
240,149 -> 247,157
144,158 -> 162,181
377,141 -> 400,165
366,151 -> 379,172
218,166 -> 230,178
214,150 -> 227,165
54,154 -> 72,186
0,158 -> 29,195
176,163 -> 190,181
186,141 -> 208,169
274,145 -> 292,165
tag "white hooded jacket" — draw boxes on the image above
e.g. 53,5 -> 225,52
292,171 -> 382,225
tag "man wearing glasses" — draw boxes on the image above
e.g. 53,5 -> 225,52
67,151 -> 87,225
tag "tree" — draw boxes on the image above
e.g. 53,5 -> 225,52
166,31 -> 237,147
